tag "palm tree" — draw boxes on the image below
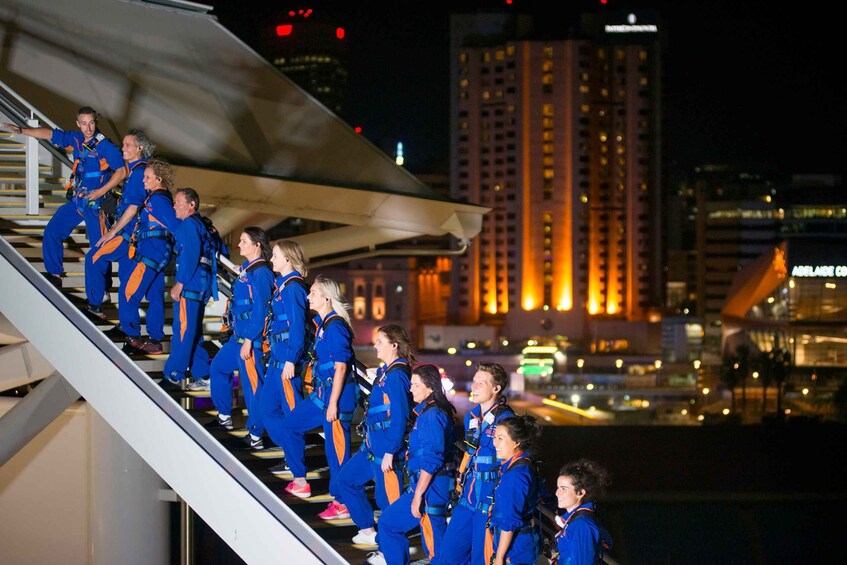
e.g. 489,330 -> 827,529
735,343 -> 751,417
719,352 -> 740,413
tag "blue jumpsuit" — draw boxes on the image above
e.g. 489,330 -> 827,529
336,358 -> 412,531
376,399 -> 455,565
163,214 -> 213,382
552,502 -> 613,565
43,129 -> 123,279
85,159 -> 147,309
209,258 -> 274,436
486,453 -> 543,565
276,312 -> 356,499
119,189 -> 177,342
262,272 -> 310,437
437,399 -> 515,565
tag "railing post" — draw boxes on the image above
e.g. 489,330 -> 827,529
25,116 -> 39,215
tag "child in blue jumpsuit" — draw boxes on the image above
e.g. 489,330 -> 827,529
118,158 -> 179,351
277,275 -> 356,520
486,415 -> 544,565
86,129 -> 153,318
207,227 -> 274,439
3,108 -> 125,288
262,240 -> 311,462
336,324 -> 414,547
552,458 -> 613,565
162,188 -> 214,384
366,364 -> 456,565
437,362 -> 515,565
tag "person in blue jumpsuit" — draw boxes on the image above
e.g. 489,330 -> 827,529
437,362 -> 515,565
276,275 -> 357,521
205,227 -> 274,445
552,458 -> 613,565
486,415 -> 545,565
262,239 -> 311,467
3,107 -> 125,290
86,129 -> 155,320
337,324 -> 415,547
162,188 -> 214,385
105,157 -> 178,353
366,364 -> 457,565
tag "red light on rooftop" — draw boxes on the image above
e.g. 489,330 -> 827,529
336,27 -> 345,39
354,126 -> 362,134
276,24 -> 293,37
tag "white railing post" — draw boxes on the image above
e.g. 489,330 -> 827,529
25,115 -> 40,215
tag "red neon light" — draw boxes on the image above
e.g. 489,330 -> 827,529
336,27 -> 345,40
276,24 -> 293,37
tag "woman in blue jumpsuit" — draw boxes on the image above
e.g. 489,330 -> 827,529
277,275 -> 357,521
262,240 -> 311,468
118,157 -> 180,353
206,227 -> 274,446
552,458 -> 613,565
86,129 -> 154,319
486,415 -> 544,565
366,364 -> 457,565
437,362 -> 514,565
337,324 -> 414,547
163,188 -> 214,384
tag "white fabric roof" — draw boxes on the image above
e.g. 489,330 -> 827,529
0,0 -> 486,258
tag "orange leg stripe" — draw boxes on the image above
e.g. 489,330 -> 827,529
484,528 -> 494,565
244,358 -> 260,394
421,513 -> 435,559
92,236 -> 122,263
124,262 -> 146,302
331,420 -> 346,465
179,298 -> 188,340
99,212 -> 107,236
282,378 -> 296,411
383,469 -> 400,504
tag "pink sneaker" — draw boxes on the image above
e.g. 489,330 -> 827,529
284,481 -> 311,499
318,501 -> 350,520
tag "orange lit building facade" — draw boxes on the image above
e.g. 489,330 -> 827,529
448,11 -> 664,347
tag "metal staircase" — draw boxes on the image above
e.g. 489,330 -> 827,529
0,103 -> 424,564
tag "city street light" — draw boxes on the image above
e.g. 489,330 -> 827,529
615,358 -> 623,376
577,358 -> 585,379
654,359 -> 663,385
693,359 -> 702,386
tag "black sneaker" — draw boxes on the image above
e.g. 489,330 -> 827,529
239,434 -> 265,451
268,461 -> 290,476
46,273 -> 62,290
204,416 -> 233,431
137,338 -> 163,355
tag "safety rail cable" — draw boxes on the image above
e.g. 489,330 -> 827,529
0,235 -> 346,565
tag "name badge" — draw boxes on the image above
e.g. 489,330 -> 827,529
468,419 -> 479,430
483,412 -> 495,425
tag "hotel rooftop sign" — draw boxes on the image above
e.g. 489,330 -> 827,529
605,13 -> 658,34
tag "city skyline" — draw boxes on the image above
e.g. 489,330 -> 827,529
212,0 -> 845,178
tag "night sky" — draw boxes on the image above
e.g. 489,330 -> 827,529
210,0 -> 846,178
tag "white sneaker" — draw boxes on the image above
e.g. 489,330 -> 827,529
352,530 -> 377,546
187,378 -> 211,391
366,552 -> 387,565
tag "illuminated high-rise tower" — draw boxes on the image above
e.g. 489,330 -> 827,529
449,10 -> 665,348
264,5 -> 349,118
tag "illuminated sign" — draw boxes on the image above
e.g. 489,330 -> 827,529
605,13 -> 658,34
791,265 -> 847,278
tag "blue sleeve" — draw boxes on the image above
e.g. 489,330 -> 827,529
491,466 -> 533,532
174,219 -> 200,285
416,409 -> 449,475
382,369 -> 411,454
241,267 -> 274,341
99,139 -> 125,171
323,320 -> 353,364
282,283 -> 308,364
557,517 -> 601,565
50,128 -> 75,150
151,193 -> 179,232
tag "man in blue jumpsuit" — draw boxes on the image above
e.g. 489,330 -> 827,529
436,362 -> 515,565
84,129 -> 155,320
163,188 -> 213,385
3,107 -> 125,290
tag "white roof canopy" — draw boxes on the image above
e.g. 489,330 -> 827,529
0,0 -> 487,259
